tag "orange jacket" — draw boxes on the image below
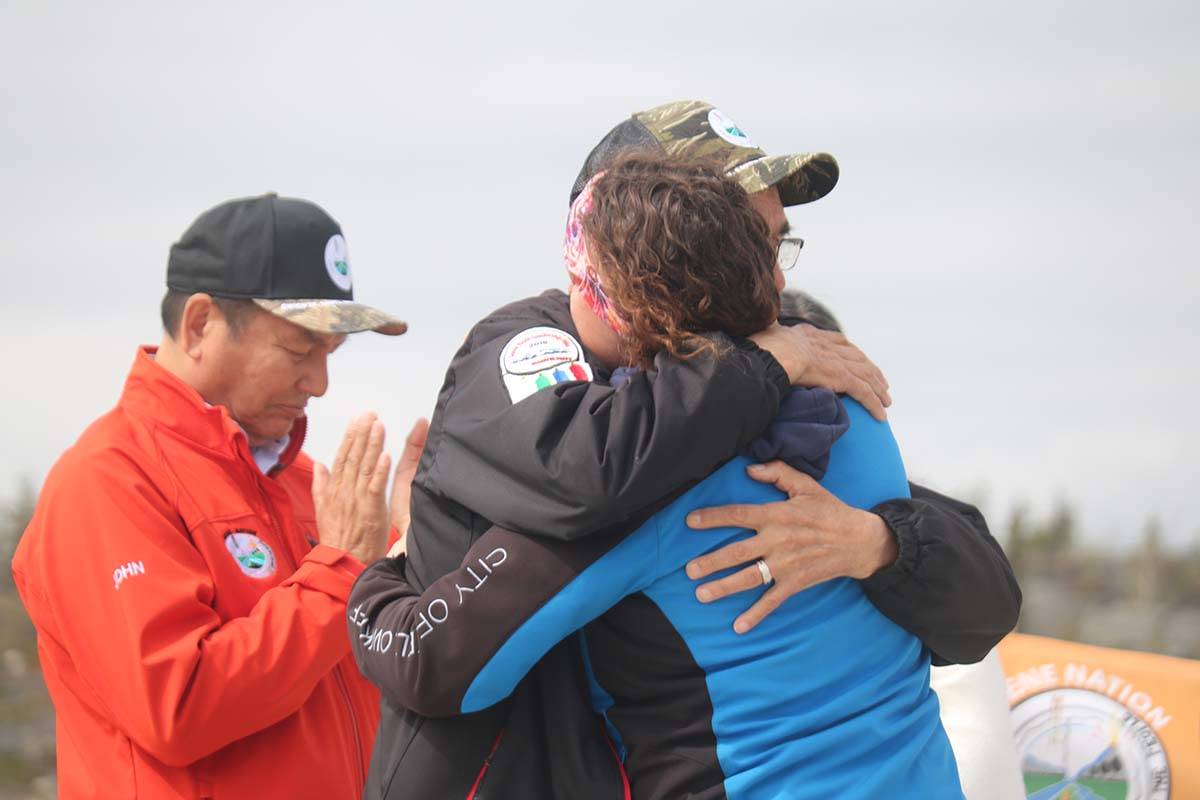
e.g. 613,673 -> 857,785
12,347 -> 380,799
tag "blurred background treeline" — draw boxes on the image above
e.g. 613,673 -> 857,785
1,483 -> 54,800
2,481 -> 1199,797
1006,499 -> 1200,658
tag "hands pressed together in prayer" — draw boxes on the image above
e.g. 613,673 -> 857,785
312,412 -> 430,565
386,418 -> 429,558
311,413 -> 393,565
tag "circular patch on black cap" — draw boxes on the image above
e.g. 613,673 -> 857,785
324,234 -> 353,292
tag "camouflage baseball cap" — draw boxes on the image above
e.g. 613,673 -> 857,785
250,298 -> 406,336
570,100 -> 839,208
167,193 -> 406,336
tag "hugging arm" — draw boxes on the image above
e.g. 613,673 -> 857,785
865,483 -> 1021,665
348,520 -> 654,716
416,299 -> 889,547
686,467 -> 1020,664
423,324 -> 788,540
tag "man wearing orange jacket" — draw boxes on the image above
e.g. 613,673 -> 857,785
12,194 -> 408,798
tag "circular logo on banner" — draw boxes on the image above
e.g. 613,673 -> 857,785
707,108 -> 757,149
1011,688 -> 1170,800
324,234 -> 353,292
224,531 -> 277,579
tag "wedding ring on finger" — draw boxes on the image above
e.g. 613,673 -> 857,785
756,558 -> 773,586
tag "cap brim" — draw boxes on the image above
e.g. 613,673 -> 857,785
729,152 -> 839,207
253,298 -> 407,336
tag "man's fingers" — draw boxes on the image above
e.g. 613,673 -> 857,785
734,585 -> 789,634
801,360 -> 886,420
854,360 -> 891,407
859,370 -> 892,411
311,463 -> 329,509
744,461 -> 818,497
829,339 -> 890,408
369,452 -> 392,496
342,413 -> 376,481
846,376 -> 887,421
387,419 -> 426,535
336,413 -> 368,479
392,418 -> 428,492
686,537 -> 762,579
359,419 -> 386,482
868,360 -> 891,393
729,561 -> 835,633
833,341 -> 867,364
686,504 -> 768,531
387,536 -> 407,559
694,563 -> 768,603
330,414 -> 361,479
835,339 -> 888,389
403,417 -> 430,459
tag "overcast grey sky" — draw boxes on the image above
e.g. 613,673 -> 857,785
2,0 -> 1197,549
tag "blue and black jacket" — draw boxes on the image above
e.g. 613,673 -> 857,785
351,290 -> 1014,799
351,379 -> 964,798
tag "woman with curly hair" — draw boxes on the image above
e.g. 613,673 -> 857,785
348,153 -> 962,799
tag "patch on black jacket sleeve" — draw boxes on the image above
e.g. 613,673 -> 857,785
499,326 -> 594,403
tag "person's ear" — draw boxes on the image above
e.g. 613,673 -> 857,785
178,293 -> 215,359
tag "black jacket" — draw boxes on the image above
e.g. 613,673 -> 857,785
356,290 -> 1020,799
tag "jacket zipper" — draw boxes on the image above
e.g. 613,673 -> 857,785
604,733 -> 631,800
253,473 -> 364,790
466,728 -> 506,800
333,663 -> 366,789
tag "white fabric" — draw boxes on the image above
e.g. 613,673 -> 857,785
250,434 -> 290,475
244,434 -> 286,479
200,390 -> 290,476
930,649 -> 1026,800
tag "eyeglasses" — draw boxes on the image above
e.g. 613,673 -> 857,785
778,237 -> 805,272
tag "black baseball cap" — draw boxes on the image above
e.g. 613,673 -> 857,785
570,100 -> 839,209
167,193 -> 406,335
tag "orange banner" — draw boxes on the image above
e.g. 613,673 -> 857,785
999,633 -> 1200,800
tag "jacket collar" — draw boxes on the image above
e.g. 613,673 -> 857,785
119,346 -> 307,473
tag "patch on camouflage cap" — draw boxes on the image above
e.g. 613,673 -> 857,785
707,108 -> 757,148
633,100 -> 840,207
252,298 -> 407,336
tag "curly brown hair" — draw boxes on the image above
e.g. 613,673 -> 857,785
582,152 -> 780,369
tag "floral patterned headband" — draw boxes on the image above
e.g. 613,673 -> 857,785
564,172 -> 623,333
